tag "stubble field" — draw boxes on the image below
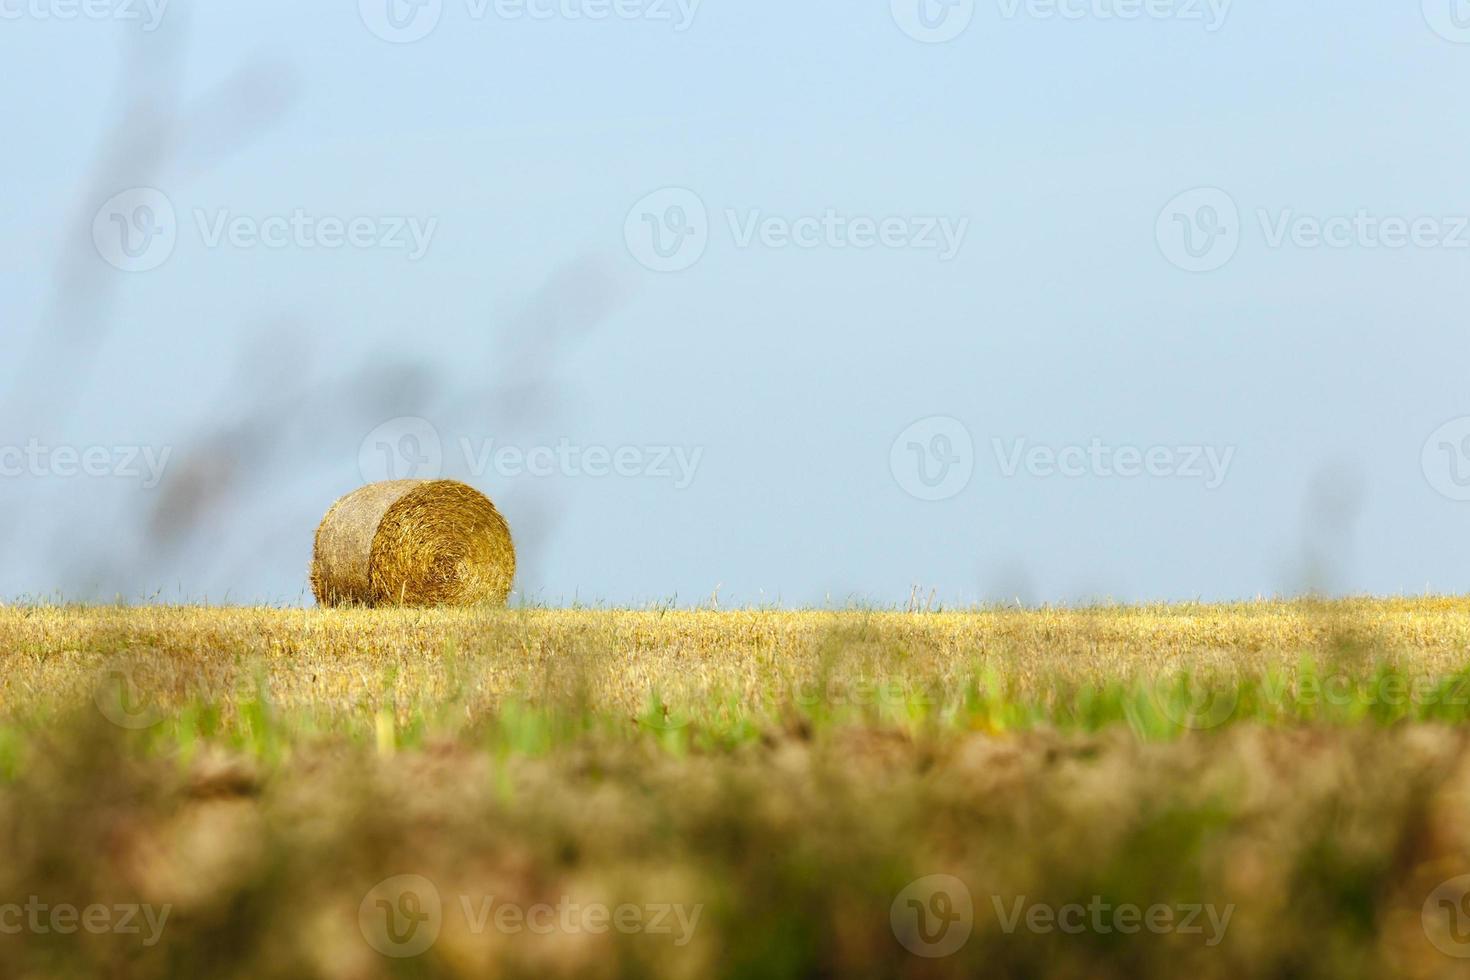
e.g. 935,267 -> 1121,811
3,599 -> 1470,978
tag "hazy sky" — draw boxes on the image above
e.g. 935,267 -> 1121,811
3,1 -> 1470,606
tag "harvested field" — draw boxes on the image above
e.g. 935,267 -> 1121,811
2,600 -> 1470,978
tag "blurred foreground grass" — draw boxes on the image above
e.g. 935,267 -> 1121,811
2,600 -> 1470,977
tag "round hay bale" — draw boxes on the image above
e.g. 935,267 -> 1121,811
310,480 -> 515,608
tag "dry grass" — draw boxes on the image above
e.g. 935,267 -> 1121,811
1,599 -> 1470,978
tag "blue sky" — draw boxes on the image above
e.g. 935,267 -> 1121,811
3,0 -> 1470,605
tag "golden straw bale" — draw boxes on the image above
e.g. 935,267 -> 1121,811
310,480 -> 515,608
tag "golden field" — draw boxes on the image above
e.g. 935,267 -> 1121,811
2,599 -> 1470,978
